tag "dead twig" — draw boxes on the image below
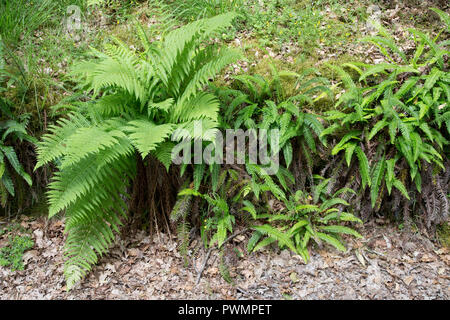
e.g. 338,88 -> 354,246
195,247 -> 213,285
364,248 -> 386,258
236,286 -> 250,296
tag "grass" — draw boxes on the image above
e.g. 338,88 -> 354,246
164,0 -> 244,21
0,0 -> 111,216
162,0 -> 372,60
0,0 -> 55,47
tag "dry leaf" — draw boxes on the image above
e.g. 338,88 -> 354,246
355,249 -> 366,267
289,272 -> 299,283
403,276 -> 414,286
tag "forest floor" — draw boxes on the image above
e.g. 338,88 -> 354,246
0,216 -> 448,299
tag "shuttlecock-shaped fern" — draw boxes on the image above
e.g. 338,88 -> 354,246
35,13 -> 240,289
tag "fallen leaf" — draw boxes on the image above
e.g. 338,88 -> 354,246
355,249 -> 366,267
289,272 -> 299,283
22,250 -> 38,263
374,239 -> 387,248
403,276 -> 414,286
441,255 -> 450,265
98,272 -> 110,285
119,265 -> 131,275
421,254 -> 436,263
128,248 -> 141,257
207,267 -> 218,275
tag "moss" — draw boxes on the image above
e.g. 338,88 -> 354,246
437,222 -> 450,249
317,54 -> 363,82
213,49 -> 341,112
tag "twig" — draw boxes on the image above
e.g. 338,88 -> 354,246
365,248 -> 386,257
236,286 -> 250,296
195,228 -> 249,286
195,247 -> 213,285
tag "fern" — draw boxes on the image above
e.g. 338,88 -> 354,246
249,180 -> 362,262
219,65 -> 329,172
322,16 -> 449,223
0,99 -> 34,207
35,13 -> 239,289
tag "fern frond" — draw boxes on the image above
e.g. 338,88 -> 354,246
174,93 -> 220,123
35,112 -> 90,169
124,120 -> 175,158
370,157 -> 386,208
180,48 -> 241,103
355,146 -> 371,188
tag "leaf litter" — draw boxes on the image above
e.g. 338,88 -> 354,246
0,216 -> 448,300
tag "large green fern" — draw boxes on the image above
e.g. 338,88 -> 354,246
35,13 -> 240,289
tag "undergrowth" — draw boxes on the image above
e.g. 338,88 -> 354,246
0,235 -> 34,271
1,0 -> 447,290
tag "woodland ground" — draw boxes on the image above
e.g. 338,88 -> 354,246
1,0 -> 449,299
0,216 -> 449,299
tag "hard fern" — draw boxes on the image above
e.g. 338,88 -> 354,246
322,15 -> 449,224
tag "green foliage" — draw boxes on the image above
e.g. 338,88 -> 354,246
212,66 -> 328,220
0,235 -> 34,271
322,18 -> 449,214
165,0 -> 359,52
169,179 -> 194,264
218,249 -> 233,284
0,0 -> 86,46
165,0 -> 244,21
35,13 -> 239,289
178,168 -> 240,249
0,221 -> 29,236
0,95 -> 35,208
241,0 -> 328,48
216,65 -> 331,172
0,33 -> 53,133
87,0 -> 145,23
430,8 -> 450,33
5,0 -> 447,290
247,179 -> 362,262
0,0 -> 55,47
